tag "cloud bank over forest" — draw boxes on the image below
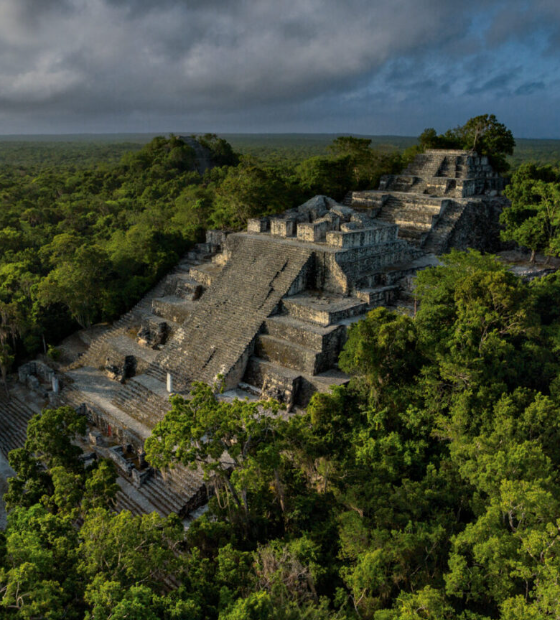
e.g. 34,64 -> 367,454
0,0 -> 557,136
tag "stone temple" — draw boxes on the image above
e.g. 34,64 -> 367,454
1,149 -> 507,520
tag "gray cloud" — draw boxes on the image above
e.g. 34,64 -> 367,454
515,81 -> 546,96
0,0 -> 557,135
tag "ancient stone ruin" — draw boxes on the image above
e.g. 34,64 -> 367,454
3,148 -> 507,521
346,149 -> 506,254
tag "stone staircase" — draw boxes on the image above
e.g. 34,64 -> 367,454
138,467 -> 206,518
116,488 -> 148,516
65,279 -> 169,372
422,201 -> 467,254
111,375 -> 171,429
376,194 -> 444,245
404,151 -> 447,177
437,155 -> 470,180
114,463 -> 205,519
0,393 -> 36,457
151,235 -> 314,391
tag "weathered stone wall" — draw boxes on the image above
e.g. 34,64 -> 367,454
445,198 -> 505,254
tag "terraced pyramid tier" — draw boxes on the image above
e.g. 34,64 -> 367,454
154,234 -> 315,391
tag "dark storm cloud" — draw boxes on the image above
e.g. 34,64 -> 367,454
0,0 -> 558,135
468,70 -> 520,96
514,81 -> 546,96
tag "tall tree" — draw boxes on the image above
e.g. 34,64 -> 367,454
501,163 -> 560,261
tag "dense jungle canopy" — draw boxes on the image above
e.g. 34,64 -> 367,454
3,120 -> 560,619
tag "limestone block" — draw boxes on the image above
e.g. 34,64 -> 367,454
255,335 -> 324,375
247,218 -> 269,233
297,218 -> 330,242
271,218 -> 297,237
137,321 -> 168,348
18,362 -> 35,384
297,195 -> 331,220
105,355 -> 136,383
212,250 -> 230,266
108,446 -> 135,475
351,212 -> 372,224
152,297 -> 193,323
26,375 -> 40,391
189,264 -> 222,287
88,431 -> 105,446
206,230 -> 227,246
331,205 -> 355,221
261,371 -> 301,410
321,211 -> 340,228
340,222 -> 363,232
326,224 -> 398,248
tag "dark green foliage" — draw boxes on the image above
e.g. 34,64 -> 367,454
501,163 -> 560,260
0,135 -> 242,357
211,158 -> 292,229
5,253 -> 560,618
416,114 -> 516,173
5,123 -> 560,619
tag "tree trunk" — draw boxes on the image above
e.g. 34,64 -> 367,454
530,248 -> 536,263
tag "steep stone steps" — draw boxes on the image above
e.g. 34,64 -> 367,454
137,466 -> 206,517
375,195 -> 445,246
0,393 -> 36,457
342,191 -> 353,206
144,361 -> 171,385
115,476 -> 167,517
152,235 -> 314,390
65,251 -> 212,372
111,376 -> 171,429
116,489 -> 150,516
159,465 -> 205,498
379,175 -> 427,193
64,277 -> 173,371
404,152 -> 446,177
138,477 -> 186,515
422,201 -> 466,254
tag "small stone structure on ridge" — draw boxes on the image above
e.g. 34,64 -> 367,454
3,148 -> 507,522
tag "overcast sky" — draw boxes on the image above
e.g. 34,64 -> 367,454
0,0 -> 558,137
